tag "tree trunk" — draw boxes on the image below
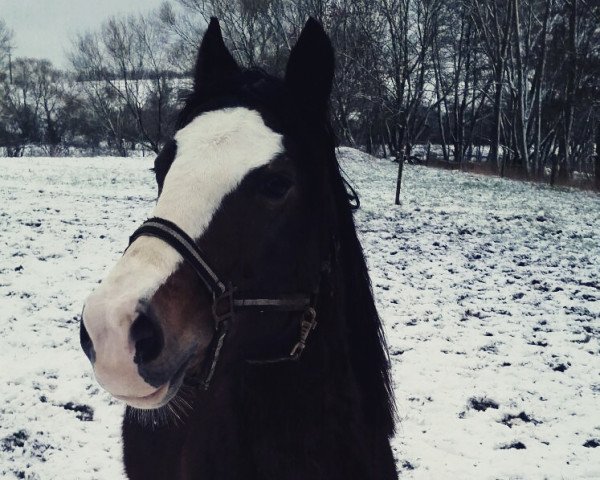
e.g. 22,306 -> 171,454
394,153 -> 404,205
532,0 -> 551,180
512,0 -> 530,175
490,68 -> 504,170
560,0 -> 578,182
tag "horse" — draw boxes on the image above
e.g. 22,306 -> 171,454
80,17 -> 397,480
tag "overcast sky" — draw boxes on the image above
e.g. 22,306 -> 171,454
2,0 -> 166,68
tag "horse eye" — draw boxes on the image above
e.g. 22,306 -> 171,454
258,174 -> 293,200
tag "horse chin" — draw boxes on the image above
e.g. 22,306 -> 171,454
114,355 -> 193,410
114,383 -> 172,409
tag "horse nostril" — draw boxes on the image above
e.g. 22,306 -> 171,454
80,319 -> 95,363
130,312 -> 164,365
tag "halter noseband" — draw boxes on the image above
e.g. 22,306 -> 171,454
128,217 -> 319,390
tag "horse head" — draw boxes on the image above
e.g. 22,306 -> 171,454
80,18 -> 337,410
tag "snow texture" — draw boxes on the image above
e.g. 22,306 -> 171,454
1,148 -> 599,479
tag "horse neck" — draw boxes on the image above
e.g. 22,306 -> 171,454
225,286 -> 383,472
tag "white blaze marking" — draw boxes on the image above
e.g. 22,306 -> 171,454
156,107 -> 283,235
89,107 -> 283,318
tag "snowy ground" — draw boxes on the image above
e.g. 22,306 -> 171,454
1,149 -> 598,479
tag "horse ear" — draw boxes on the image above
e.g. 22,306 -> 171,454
285,17 -> 334,114
194,17 -> 240,93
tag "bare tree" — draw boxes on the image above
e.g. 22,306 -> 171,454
2,0 -> 598,191
0,19 -> 14,83
469,0 -> 514,172
378,0 -> 442,203
0,59 -> 48,155
71,10 -> 177,153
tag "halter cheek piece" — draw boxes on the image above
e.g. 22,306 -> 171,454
128,217 -> 319,390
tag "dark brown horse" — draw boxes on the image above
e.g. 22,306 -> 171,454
81,17 -> 397,480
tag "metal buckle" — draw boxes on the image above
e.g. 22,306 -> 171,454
212,287 -> 234,327
289,307 -> 317,360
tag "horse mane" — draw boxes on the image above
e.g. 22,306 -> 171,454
176,66 -> 395,437
324,138 -> 396,437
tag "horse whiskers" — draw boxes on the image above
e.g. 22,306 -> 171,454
175,383 -> 195,410
126,388 -> 194,429
167,403 -> 182,426
126,405 -> 165,430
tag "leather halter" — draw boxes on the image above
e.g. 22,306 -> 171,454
128,217 -> 319,390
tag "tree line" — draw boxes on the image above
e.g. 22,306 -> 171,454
0,1 -> 599,190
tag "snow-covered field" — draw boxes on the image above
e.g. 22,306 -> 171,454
1,149 -> 598,479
